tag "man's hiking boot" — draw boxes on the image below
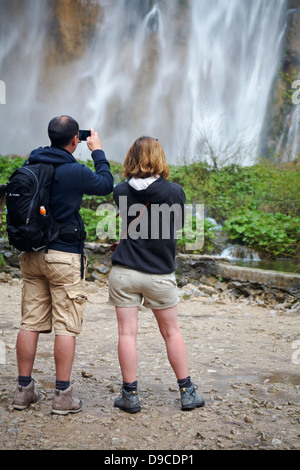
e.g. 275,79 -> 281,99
51,385 -> 82,415
114,387 -> 141,413
180,382 -> 205,410
13,379 -> 39,410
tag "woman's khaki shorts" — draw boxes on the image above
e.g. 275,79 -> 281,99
20,250 -> 87,337
109,265 -> 179,310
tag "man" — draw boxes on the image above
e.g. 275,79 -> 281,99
12,115 -> 113,415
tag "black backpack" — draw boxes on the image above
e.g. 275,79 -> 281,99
1,161 -> 86,277
5,163 -> 60,252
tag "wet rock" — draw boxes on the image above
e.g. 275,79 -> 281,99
0,273 -> 10,282
197,284 -> 217,295
81,371 -> 94,378
1,239 -> 299,307
272,438 -> 282,447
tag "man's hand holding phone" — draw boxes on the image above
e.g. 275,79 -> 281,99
82,128 -> 102,152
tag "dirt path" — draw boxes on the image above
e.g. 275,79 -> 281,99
0,279 -> 299,451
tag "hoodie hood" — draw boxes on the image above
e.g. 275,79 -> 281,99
128,175 -> 158,191
127,177 -> 171,204
27,146 -> 77,165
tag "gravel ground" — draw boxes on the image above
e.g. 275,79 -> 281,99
0,279 -> 299,452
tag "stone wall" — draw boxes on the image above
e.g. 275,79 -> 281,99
73,243 -> 300,307
1,240 -> 299,309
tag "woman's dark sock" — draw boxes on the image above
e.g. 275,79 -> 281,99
123,380 -> 137,392
177,376 -> 192,389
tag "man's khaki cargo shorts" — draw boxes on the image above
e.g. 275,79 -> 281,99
19,250 -> 87,337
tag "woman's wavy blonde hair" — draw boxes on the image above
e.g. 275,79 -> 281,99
123,136 -> 170,179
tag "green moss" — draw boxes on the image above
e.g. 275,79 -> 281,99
1,155 -> 299,259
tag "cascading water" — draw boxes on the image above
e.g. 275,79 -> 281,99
0,0 -> 291,163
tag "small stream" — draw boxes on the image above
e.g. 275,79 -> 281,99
218,244 -> 299,275
228,258 -> 299,275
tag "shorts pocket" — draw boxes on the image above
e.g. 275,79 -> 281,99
109,268 -> 130,288
65,287 -> 87,334
151,273 -> 177,290
45,253 -> 74,284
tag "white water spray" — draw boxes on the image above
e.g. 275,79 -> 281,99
0,0 -> 288,163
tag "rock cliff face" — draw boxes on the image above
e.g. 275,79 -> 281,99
0,0 -> 298,160
45,0 -> 101,66
44,0 -> 300,161
260,0 -> 300,160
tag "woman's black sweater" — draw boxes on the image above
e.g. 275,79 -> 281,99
111,178 -> 186,274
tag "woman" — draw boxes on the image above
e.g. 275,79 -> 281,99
109,136 -> 204,413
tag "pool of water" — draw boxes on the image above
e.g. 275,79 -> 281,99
229,259 -> 300,275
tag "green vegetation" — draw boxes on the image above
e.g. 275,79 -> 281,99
169,159 -> 300,259
0,155 -> 299,260
223,210 -> 300,258
0,253 -> 5,268
0,155 -> 28,180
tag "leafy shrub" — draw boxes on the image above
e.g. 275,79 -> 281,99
176,218 -> 217,253
0,253 -> 6,271
223,209 -> 300,258
0,155 -> 299,259
0,156 -> 26,184
80,206 -> 120,243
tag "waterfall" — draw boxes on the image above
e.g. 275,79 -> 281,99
0,0 -> 289,163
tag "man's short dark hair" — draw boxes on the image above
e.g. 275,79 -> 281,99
48,115 -> 79,148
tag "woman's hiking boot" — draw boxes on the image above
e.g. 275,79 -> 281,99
180,382 -> 205,410
114,387 -> 141,413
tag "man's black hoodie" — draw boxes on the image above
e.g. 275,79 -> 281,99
26,146 -> 113,253
112,178 -> 186,274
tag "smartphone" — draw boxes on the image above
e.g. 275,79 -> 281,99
79,130 -> 91,141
